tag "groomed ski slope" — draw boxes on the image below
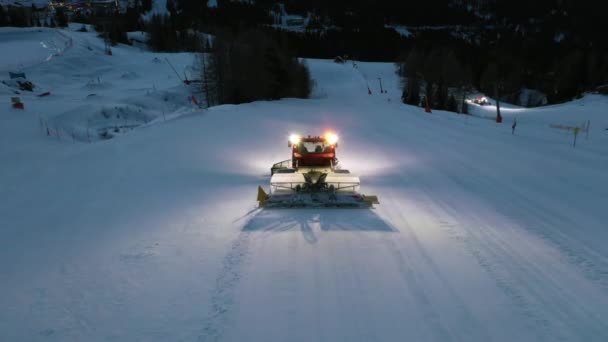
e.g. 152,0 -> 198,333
1,27 -> 608,342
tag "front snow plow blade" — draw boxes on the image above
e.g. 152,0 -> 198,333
362,195 -> 379,205
257,186 -> 270,206
257,175 -> 380,209
256,186 -> 379,209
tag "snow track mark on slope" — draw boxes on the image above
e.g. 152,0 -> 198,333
381,202 -> 493,341
381,234 -> 452,340
199,231 -> 252,342
435,215 -> 555,340
424,195 -> 608,340
374,109 -> 608,292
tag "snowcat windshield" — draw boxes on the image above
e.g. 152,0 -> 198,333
299,142 -> 331,154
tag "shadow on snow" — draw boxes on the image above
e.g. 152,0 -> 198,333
243,209 -> 397,243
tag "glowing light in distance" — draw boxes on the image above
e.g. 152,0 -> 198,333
289,134 -> 301,145
325,132 -> 339,145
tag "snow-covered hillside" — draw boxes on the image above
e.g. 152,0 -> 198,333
1,27 -> 608,342
0,28 -> 72,72
1,26 -> 197,141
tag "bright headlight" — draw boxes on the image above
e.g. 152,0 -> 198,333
325,132 -> 339,145
289,134 -> 301,145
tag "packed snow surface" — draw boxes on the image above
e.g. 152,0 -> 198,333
1,27 -> 608,342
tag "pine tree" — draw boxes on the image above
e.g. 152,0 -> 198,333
461,88 -> 469,114
55,7 -> 68,27
434,80 -> 448,109
446,94 -> 457,112
405,77 -> 420,105
552,50 -> 585,102
199,52 -> 219,107
264,45 -> 287,100
294,60 -> 312,98
399,47 -> 424,106
203,29 -> 310,105
148,14 -> 177,51
0,6 -> 7,26
142,0 -> 152,12
166,0 -> 175,14
8,7 -> 27,26
425,82 -> 432,108
30,4 -> 36,26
